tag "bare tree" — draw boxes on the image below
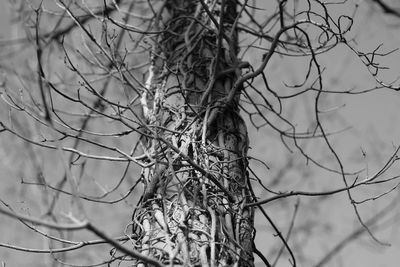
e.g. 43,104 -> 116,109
1,0 -> 400,266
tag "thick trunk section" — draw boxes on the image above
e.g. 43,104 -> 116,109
134,1 -> 254,266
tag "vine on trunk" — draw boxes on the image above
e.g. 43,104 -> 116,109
133,1 -> 255,266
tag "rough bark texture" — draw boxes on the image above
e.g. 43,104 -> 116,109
133,1 -> 254,266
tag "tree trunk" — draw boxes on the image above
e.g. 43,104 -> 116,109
134,1 -> 254,266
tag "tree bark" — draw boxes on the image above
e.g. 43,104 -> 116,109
134,1 -> 254,266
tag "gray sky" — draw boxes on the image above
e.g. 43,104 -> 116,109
1,1 -> 400,267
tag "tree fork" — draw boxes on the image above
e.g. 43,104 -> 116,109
135,0 -> 255,266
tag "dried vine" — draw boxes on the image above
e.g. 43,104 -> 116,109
133,0 -> 254,266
